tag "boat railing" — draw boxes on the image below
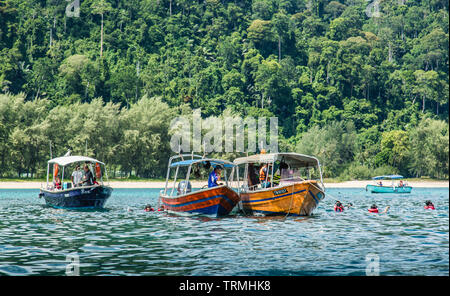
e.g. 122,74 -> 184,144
243,177 -> 323,192
43,183 -> 103,193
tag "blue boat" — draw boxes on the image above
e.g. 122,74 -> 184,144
39,155 -> 113,209
365,175 -> 412,194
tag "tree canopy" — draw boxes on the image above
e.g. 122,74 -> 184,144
0,0 -> 448,179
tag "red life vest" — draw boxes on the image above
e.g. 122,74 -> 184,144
334,205 -> 344,212
424,205 -> 435,210
368,208 -> 379,213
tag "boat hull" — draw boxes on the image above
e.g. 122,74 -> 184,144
366,184 -> 412,193
39,185 -> 113,209
160,185 -> 240,217
239,181 -> 325,216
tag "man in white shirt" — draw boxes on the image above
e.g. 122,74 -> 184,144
71,165 -> 83,187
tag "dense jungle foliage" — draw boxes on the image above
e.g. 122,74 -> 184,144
0,0 -> 448,179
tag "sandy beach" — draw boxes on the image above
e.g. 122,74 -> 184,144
0,180 -> 447,189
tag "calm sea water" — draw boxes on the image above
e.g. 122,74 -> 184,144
0,187 -> 448,276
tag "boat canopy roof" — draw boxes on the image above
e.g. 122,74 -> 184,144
48,155 -> 105,166
233,152 -> 319,168
372,175 -> 404,180
169,158 -> 235,168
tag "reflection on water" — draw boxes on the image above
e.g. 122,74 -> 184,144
0,188 -> 448,275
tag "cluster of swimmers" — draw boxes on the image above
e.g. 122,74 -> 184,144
334,200 -> 436,213
144,204 -> 163,212
141,200 -> 437,214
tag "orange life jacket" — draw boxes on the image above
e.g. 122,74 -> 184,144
53,164 -> 59,178
259,166 -> 267,181
95,162 -> 102,179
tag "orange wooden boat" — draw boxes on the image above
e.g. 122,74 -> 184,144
234,153 -> 325,216
159,154 -> 240,217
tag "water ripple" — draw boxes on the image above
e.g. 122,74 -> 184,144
0,188 -> 448,275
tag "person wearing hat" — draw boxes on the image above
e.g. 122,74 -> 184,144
208,165 -> 223,188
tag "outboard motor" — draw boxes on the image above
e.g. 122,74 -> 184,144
177,180 -> 192,195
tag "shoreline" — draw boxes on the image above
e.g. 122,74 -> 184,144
0,180 -> 447,189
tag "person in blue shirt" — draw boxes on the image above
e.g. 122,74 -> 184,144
208,165 -> 223,188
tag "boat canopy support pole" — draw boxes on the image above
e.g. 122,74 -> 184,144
184,165 -> 192,194
103,164 -> 109,185
46,163 -> 49,188
170,166 -> 179,197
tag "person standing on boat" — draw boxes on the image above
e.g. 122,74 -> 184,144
71,165 -> 83,187
208,165 -> 223,188
259,163 -> 271,188
81,165 -> 94,186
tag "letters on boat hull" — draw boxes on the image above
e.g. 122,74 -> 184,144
240,181 -> 325,216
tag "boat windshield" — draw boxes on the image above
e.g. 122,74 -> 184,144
240,159 -> 323,191
162,155 -> 239,196
45,160 -> 107,191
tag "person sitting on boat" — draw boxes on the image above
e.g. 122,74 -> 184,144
81,165 -> 94,186
424,200 -> 435,210
272,171 -> 281,186
334,201 -> 344,212
377,181 -> 383,186
259,163 -> 271,188
54,176 -> 62,190
71,165 -> 83,187
208,165 -> 223,188
399,180 -> 404,187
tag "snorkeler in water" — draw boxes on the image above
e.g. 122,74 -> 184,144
368,204 -> 390,214
334,201 -> 344,212
144,204 -> 155,212
424,200 -> 435,210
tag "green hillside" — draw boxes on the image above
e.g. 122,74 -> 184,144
0,0 -> 448,179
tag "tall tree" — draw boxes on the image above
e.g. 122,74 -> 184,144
91,0 -> 113,58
